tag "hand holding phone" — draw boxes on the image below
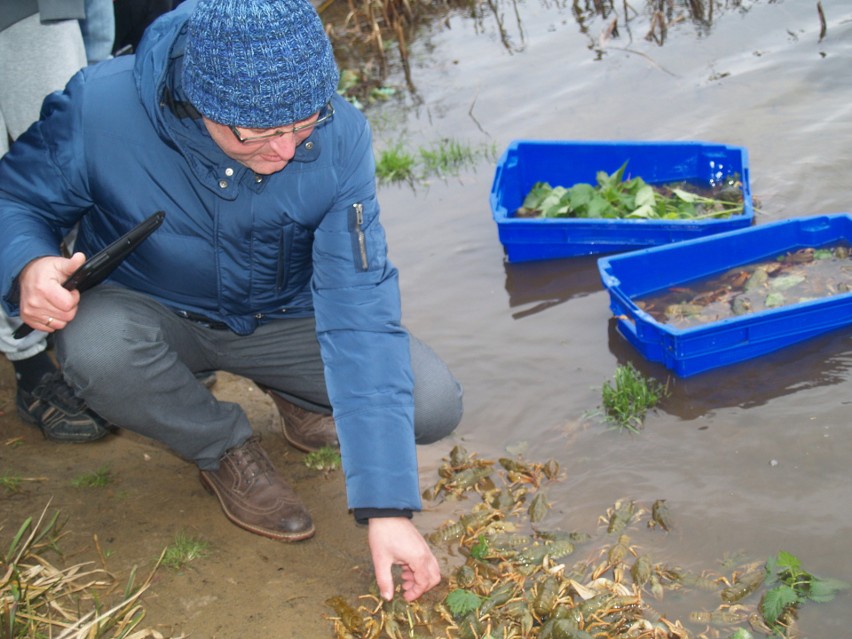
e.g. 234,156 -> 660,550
13,211 -> 165,339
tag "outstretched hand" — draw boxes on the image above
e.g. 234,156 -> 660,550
367,516 -> 441,602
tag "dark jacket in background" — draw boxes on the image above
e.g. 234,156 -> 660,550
113,0 -> 180,54
1,0 -> 85,31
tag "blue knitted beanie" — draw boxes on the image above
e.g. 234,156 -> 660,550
182,0 -> 340,128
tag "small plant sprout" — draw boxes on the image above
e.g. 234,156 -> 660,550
375,139 -> 495,184
71,465 -> 112,488
601,363 -> 668,432
419,139 -> 477,177
304,446 -> 342,472
161,531 -> 210,570
1,475 -> 22,492
375,143 -> 416,184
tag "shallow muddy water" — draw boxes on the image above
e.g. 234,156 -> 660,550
373,0 -> 852,635
2,1 -> 851,637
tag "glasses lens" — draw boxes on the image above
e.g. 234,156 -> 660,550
231,103 -> 334,144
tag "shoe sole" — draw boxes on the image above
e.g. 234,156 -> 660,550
199,472 -> 316,542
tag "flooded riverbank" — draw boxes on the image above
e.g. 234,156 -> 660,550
2,1 -> 851,636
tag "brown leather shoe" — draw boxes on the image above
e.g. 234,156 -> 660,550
261,388 -> 339,453
199,436 -> 315,541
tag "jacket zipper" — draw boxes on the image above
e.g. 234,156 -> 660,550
354,202 -> 368,271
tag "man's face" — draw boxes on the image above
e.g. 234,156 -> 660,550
203,112 -> 319,175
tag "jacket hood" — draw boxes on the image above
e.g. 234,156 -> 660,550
133,0 -> 196,145
131,1 -> 245,195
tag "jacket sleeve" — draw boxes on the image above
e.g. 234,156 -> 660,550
0,69 -> 92,313
310,115 -> 420,512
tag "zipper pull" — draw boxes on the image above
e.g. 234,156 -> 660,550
354,203 -> 368,271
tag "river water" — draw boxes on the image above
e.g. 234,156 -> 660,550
363,0 -> 852,635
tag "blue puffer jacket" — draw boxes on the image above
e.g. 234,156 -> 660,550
0,1 -> 420,512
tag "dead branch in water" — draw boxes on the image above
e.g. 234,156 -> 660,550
817,1 -> 827,41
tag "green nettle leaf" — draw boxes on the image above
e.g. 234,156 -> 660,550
805,577 -> 850,603
597,163 -> 626,190
521,181 -> 553,209
445,589 -> 484,618
538,190 -> 566,213
569,183 -> 595,210
627,204 -> 656,219
774,550 -> 802,573
673,200 -> 696,218
588,195 -> 612,218
469,535 -> 489,560
634,184 -> 656,207
761,585 -> 799,625
610,161 -> 628,184
672,187 -> 700,202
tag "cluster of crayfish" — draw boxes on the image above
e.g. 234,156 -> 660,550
325,446 -> 799,639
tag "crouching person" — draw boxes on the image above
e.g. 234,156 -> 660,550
0,0 -> 463,602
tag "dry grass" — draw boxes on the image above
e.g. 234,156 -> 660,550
0,503 -> 182,639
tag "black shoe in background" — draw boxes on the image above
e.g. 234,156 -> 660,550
16,372 -> 112,443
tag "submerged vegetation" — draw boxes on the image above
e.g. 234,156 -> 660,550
374,139 -> 497,184
324,445 -> 846,638
601,363 -> 669,432
637,244 -> 852,328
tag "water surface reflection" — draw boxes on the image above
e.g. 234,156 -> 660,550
503,255 -> 604,319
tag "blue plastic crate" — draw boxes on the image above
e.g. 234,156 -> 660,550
490,140 -> 754,263
597,214 -> 852,377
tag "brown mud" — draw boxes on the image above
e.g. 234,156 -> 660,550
0,358 -> 391,638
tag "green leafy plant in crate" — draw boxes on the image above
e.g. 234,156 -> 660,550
516,161 -> 744,220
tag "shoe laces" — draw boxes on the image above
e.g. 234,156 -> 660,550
31,371 -> 87,414
224,437 -> 275,480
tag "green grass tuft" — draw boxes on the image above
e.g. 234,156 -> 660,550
601,363 -> 668,432
161,531 -> 210,570
375,143 -> 416,183
71,465 -> 112,488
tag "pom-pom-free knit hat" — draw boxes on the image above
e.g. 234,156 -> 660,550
182,0 -> 340,128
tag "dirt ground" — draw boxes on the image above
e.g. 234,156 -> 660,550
0,356 -> 428,638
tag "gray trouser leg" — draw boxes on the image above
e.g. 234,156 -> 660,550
56,287 -> 254,469
56,287 -> 463,468
248,324 -> 464,445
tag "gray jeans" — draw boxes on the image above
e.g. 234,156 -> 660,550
56,287 -> 463,469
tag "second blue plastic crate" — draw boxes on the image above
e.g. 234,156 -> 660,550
597,214 -> 852,377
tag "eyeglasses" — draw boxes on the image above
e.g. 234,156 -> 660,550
228,102 -> 335,144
